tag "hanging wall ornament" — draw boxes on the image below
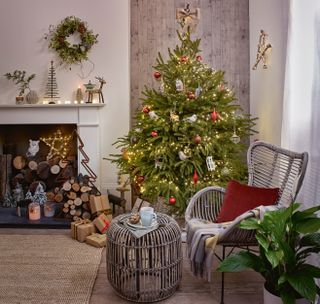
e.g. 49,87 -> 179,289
206,156 -> 216,171
148,111 -> 159,120
176,79 -> 184,92
193,169 -> 199,185
195,86 -> 202,98
186,114 -> 197,123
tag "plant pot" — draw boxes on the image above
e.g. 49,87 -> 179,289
15,95 -> 24,104
26,90 -> 39,104
263,285 -> 310,304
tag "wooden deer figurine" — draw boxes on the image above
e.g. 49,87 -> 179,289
86,76 -> 106,103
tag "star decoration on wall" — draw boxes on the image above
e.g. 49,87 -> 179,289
40,129 -> 72,160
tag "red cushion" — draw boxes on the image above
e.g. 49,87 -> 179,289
215,180 -> 279,223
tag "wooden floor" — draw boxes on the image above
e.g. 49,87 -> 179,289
0,228 -> 263,304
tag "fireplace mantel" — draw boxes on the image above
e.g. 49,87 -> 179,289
0,103 -> 105,189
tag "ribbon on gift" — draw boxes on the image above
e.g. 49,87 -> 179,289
176,4 -> 200,22
101,219 -> 110,233
72,219 -> 91,239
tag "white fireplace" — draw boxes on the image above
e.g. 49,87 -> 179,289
0,103 -> 104,190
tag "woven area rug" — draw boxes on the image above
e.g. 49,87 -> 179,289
0,234 -> 103,304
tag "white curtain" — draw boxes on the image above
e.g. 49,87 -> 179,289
282,0 -> 320,208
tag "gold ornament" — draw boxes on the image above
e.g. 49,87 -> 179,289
170,112 -> 180,122
40,129 -> 72,160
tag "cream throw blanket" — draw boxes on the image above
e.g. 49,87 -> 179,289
186,205 -> 279,281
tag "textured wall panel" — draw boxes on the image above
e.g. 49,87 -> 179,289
131,0 -> 249,122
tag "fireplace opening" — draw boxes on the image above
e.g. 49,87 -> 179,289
0,124 -> 78,228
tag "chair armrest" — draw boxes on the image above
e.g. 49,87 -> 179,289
185,186 -> 226,222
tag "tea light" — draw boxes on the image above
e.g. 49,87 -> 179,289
28,202 -> 41,220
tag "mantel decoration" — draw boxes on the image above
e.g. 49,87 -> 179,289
4,70 -> 38,104
46,16 -> 98,65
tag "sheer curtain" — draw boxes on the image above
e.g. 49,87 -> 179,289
282,0 -> 320,208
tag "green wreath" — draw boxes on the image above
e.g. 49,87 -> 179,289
48,16 -> 98,64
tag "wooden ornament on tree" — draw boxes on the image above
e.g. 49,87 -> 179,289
43,61 -> 60,104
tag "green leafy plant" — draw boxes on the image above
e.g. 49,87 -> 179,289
218,203 -> 320,303
4,70 -> 36,96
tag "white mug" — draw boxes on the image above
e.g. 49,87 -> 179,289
140,207 -> 157,227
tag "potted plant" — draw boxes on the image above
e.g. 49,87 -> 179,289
218,203 -> 320,304
4,70 -> 37,104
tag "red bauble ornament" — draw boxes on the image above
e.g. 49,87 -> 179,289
151,131 -> 158,137
196,55 -> 203,61
194,135 -> 201,144
187,91 -> 195,100
180,55 -> 189,63
211,109 -> 219,122
193,170 -> 199,185
169,196 -> 176,205
142,106 -> 150,113
154,71 -> 161,79
136,175 -> 145,183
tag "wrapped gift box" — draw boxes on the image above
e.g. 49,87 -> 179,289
86,233 -> 107,248
71,219 -> 96,242
90,195 -> 111,215
93,213 -> 111,233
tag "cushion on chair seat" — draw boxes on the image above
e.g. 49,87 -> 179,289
215,180 -> 279,223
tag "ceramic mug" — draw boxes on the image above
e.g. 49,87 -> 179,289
140,206 -> 157,227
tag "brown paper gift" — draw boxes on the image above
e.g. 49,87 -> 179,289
90,195 -> 111,215
93,213 -> 111,233
71,219 -> 96,242
86,233 -> 107,248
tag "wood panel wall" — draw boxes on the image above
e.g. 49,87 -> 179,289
130,0 -> 249,123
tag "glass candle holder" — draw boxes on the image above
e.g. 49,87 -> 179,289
28,202 -> 41,220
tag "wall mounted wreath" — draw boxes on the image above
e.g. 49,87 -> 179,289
47,16 -> 98,65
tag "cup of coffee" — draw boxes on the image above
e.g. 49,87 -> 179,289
140,206 -> 157,227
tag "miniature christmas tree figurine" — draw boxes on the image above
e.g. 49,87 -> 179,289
109,26 -> 256,214
44,61 -> 60,104
25,190 -> 33,201
32,183 -> 47,205
12,182 -> 24,206
3,189 -> 14,207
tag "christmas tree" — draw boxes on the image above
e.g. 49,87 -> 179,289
32,183 -> 47,205
44,61 -> 60,104
110,28 -> 256,214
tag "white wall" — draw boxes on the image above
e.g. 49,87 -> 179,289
249,0 -> 289,145
0,0 -> 130,196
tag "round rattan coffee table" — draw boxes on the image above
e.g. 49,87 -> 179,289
106,213 -> 182,302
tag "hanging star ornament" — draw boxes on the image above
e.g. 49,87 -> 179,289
40,129 -> 72,160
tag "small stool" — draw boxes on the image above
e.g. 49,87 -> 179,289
106,213 -> 182,302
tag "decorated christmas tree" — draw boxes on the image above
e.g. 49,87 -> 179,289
110,28 -> 256,214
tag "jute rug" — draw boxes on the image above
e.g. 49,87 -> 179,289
0,234 -> 103,304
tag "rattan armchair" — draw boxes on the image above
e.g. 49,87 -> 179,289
185,140 -> 308,304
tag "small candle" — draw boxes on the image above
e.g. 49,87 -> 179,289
74,100 -> 78,104
28,202 -> 41,220
57,100 -> 61,104
65,100 -> 71,104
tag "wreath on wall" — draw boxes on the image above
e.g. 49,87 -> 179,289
47,16 -> 98,65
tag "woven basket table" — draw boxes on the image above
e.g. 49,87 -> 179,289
106,213 -> 182,302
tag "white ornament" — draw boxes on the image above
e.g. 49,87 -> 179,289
178,151 -> 190,161
160,82 -> 165,93
230,132 -> 241,144
176,79 -> 184,92
26,139 -> 40,157
155,157 -> 164,169
221,167 -> 230,176
195,86 -> 202,98
206,156 -> 216,171
135,128 -> 142,133
186,114 -> 197,123
148,111 -> 159,120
